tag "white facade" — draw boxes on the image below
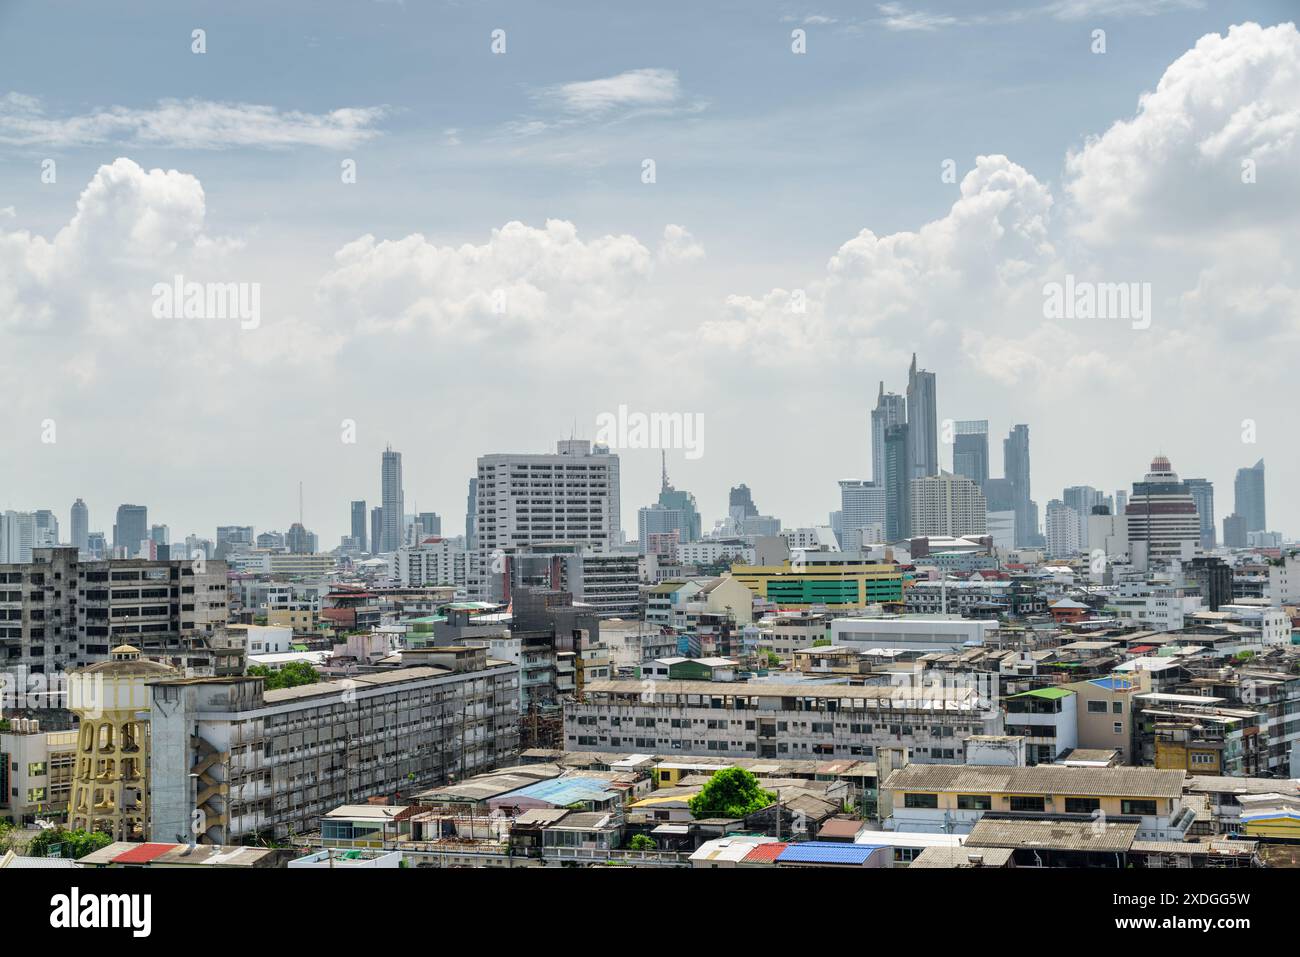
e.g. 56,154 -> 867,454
831,616 -> 995,653
1044,500 -> 1081,559
392,538 -> 463,587
910,473 -> 987,538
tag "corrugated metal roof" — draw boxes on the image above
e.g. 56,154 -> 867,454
743,841 -> 788,863
967,817 -> 1138,853
776,841 -> 886,865
112,843 -> 178,865
883,764 -> 1185,799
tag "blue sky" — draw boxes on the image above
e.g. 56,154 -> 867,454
1,0 -> 1297,544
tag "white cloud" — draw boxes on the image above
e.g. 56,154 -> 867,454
657,224 -> 705,265
546,68 -> 681,115
0,95 -> 389,149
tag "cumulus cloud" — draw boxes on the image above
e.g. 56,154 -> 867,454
316,219 -> 657,344
546,69 -> 681,115
0,94 -> 388,149
1065,21 -> 1300,243
657,224 -> 705,265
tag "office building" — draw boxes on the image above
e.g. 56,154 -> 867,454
1044,500 -> 1082,558
380,446 -> 405,553
1183,478 -> 1215,549
906,354 -> 938,481
871,383 -> 906,485
1003,425 -> 1035,547
728,484 -> 759,524
112,504 -> 148,558
70,499 -> 89,554
838,480 -> 886,548
1125,456 -> 1201,562
473,440 -> 621,599
884,423 -> 911,540
0,511 -> 36,563
952,420 -> 989,491
1234,459 -> 1266,533
350,500 -> 368,553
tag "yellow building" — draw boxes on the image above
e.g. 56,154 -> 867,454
66,645 -> 178,840
730,559 -> 903,610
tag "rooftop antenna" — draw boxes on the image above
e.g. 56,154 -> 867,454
661,450 -> 670,493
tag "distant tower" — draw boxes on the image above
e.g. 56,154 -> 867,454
906,354 -> 938,481
67,646 -> 178,841
1233,460 -> 1266,533
380,446 -> 405,552
70,499 -> 89,553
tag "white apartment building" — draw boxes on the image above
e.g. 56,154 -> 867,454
676,540 -> 755,566
392,537 -> 463,588
1087,510 -> 1131,563
567,679 -> 1002,762
1044,500 -> 1081,559
1106,581 -> 1203,632
911,473 -> 987,538
472,440 -> 621,599
1267,553 -> 1300,606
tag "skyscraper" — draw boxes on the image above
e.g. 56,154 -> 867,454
70,498 -> 89,553
1233,459 -> 1266,533
655,453 -> 701,542
838,480 -> 887,548
1126,455 -> 1201,561
911,472 -> 987,538
871,382 -> 906,485
905,354 -> 938,481
113,504 -> 148,557
952,420 -> 989,491
728,484 -> 759,523
380,446 -> 404,553
1003,425 -> 1034,547
417,512 -> 442,538
350,500 -> 368,552
1183,478 -> 1215,549
34,510 -> 59,547
884,423 -> 911,541
370,507 -> 382,556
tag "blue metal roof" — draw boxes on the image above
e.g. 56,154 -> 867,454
776,841 -> 886,866
502,776 -> 620,806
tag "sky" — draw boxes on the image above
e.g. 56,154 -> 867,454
1,0 -> 1298,546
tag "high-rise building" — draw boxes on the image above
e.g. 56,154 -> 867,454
884,423 -> 911,541
472,440 -> 621,598
215,526 -> 254,559
33,510 -> 59,548
465,478 -> 478,552
871,382 -> 906,485
910,472 -> 988,538
149,524 -> 169,546
952,420 -> 989,491
380,446 -> 405,553
350,500 -> 367,553
1183,478 -> 1216,549
1223,513 -> 1247,548
1003,425 -> 1035,547
1234,459 -> 1266,533
417,512 -> 442,538
286,523 -> 317,554
728,484 -> 759,524
906,354 -> 938,481
1183,556 -> 1232,611
70,498 -> 89,553
112,504 -> 148,557
1063,486 -> 1104,551
1126,456 -> 1201,562
838,480 -> 887,548
370,507 -> 382,556
1045,500 -> 1082,559
0,512 -> 36,563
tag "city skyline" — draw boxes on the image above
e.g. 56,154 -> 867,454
1,7 -> 1298,544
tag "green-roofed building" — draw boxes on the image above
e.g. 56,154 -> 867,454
1003,686 -> 1077,766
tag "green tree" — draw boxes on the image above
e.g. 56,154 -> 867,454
26,827 -> 111,859
248,661 -> 319,690
688,767 -> 776,820
627,833 -> 656,851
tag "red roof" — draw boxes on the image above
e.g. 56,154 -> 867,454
112,842 -> 178,865
743,842 -> 787,863
1129,645 -> 1157,654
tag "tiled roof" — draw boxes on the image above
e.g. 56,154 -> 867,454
742,841 -> 788,863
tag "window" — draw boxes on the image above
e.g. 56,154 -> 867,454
957,794 -> 991,810
1065,797 -> 1100,814
1087,701 -> 1107,714
1121,799 -> 1157,816
903,793 -> 938,809
1112,702 -> 1123,714
1113,722 -> 1123,735
1008,795 -> 1045,812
